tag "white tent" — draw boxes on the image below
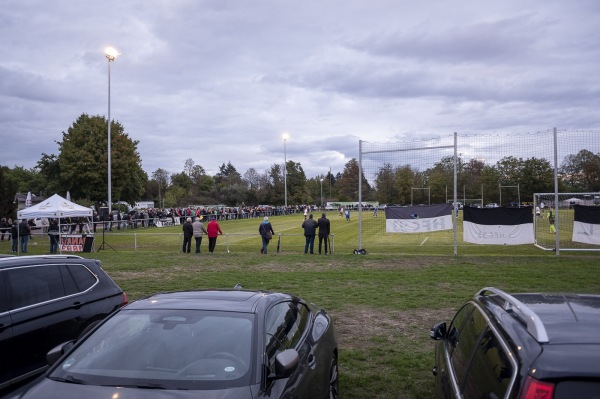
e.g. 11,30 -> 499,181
17,193 -> 92,219
562,197 -> 584,207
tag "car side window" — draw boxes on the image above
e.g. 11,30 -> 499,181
462,327 -> 514,398
448,303 -> 487,389
66,264 -> 98,292
264,302 -> 310,371
6,265 -> 66,310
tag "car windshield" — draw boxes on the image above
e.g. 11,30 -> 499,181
48,308 -> 254,390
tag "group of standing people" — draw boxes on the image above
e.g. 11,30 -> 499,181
1,218 -> 33,253
180,212 -> 332,255
182,216 -> 223,253
302,213 -> 331,254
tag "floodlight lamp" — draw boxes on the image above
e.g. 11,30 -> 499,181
105,47 -> 120,61
282,132 -> 289,141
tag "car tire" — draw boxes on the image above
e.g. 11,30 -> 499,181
328,355 -> 339,399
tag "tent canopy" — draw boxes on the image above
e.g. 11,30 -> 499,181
17,193 -> 92,220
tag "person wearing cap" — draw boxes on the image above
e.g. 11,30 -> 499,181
192,216 -> 208,253
259,216 -> 275,254
182,217 -> 194,253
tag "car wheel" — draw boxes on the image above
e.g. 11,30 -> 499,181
328,355 -> 339,399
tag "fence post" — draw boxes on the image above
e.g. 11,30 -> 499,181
331,233 -> 334,254
134,233 -> 137,251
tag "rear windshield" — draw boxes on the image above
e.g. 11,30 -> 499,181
49,308 -> 254,390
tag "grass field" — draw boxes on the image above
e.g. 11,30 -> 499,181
2,211 -> 599,398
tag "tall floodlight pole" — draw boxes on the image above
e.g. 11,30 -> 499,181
105,47 -> 119,215
320,178 -> 324,209
283,133 -> 289,209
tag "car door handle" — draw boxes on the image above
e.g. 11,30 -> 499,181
70,302 -> 83,309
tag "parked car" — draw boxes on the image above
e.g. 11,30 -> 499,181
0,255 -> 127,391
430,287 -> 600,398
485,203 -> 499,208
11,288 -> 339,399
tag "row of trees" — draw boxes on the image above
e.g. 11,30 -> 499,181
1,113 -> 599,217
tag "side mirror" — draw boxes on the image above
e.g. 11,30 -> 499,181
274,349 -> 299,379
46,341 -> 75,366
430,322 -> 447,340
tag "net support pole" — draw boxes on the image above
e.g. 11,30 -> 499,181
358,140 -> 363,250
453,132 -> 458,256
553,127 -> 560,256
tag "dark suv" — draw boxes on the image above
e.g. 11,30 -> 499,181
430,287 -> 600,399
0,255 -> 127,390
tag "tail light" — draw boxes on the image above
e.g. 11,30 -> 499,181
520,376 -> 555,399
121,292 -> 129,306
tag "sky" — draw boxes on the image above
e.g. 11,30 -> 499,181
1,0 -> 599,180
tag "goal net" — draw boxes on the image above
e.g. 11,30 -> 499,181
534,192 -> 600,251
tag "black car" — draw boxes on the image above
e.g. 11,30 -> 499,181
12,288 -> 339,399
430,287 -> 600,398
0,255 -> 127,391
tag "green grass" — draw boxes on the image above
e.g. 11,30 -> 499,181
2,212 -> 599,398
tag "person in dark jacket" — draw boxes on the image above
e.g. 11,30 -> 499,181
301,214 -> 318,254
48,218 -> 60,254
11,220 -> 19,253
258,216 -> 275,254
317,213 -> 331,255
0,217 -> 8,241
19,219 -> 31,253
182,217 -> 193,253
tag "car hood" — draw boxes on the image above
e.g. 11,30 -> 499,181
14,378 -> 256,399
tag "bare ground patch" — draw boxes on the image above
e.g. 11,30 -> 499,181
334,305 -> 455,351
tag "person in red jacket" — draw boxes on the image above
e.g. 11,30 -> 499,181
206,217 -> 223,253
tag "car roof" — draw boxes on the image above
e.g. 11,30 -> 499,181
0,254 -> 86,268
126,290 -> 295,313
512,293 -> 600,344
479,289 -> 600,345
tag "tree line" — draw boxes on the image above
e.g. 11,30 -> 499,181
1,114 -> 599,217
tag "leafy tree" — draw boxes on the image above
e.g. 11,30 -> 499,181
462,159 -> 485,200
190,165 -> 213,198
481,165 -> 501,203
150,168 -> 169,205
495,156 -> 522,185
374,163 -> 397,204
337,158 -> 371,201
36,153 -> 62,195
243,168 -> 260,191
215,162 -> 243,188
561,150 -> 600,191
184,158 -> 195,176
394,165 -> 416,204
56,114 -> 146,205
519,157 -> 554,201
170,172 -> 193,192
266,164 -> 284,205
4,166 -> 47,197
427,156 -> 458,204
285,160 -> 307,204
0,166 -> 18,218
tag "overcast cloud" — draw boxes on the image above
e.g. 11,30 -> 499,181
1,0 -> 599,179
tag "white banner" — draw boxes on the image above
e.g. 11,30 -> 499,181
572,221 -> 600,245
463,222 -> 534,245
386,215 -> 452,233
